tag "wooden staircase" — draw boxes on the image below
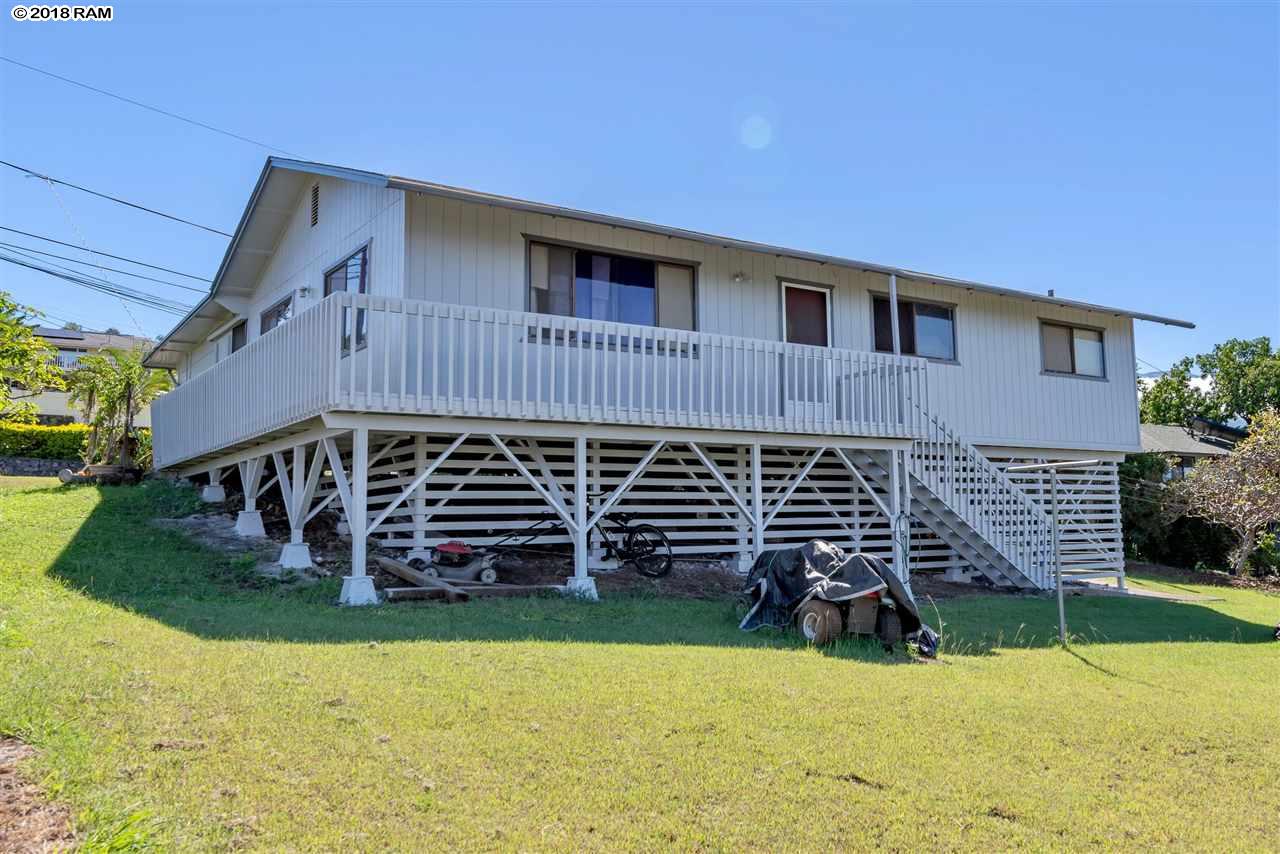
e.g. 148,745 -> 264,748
849,412 -> 1056,590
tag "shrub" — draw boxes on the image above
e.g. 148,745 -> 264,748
0,421 -> 89,460
1119,451 -> 1234,570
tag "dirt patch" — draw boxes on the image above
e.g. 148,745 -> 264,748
0,738 -> 75,853
907,573 -> 1026,601
1127,560 -> 1280,595
153,513 -> 348,583
392,550 -> 748,601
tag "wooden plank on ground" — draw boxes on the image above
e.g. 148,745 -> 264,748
374,556 -> 470,602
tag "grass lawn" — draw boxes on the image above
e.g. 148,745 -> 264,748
0,474 -> 59,494
1,476 -> 1277,850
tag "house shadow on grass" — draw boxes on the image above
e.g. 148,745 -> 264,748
46,483 -> 1278,659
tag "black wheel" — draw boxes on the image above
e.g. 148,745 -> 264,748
623,524 -> 673,578
875,605 -> 902,650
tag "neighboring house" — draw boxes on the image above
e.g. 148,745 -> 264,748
1138,420 -> 1241,479
22,327 -> 155,427
143,158 -> 1194,604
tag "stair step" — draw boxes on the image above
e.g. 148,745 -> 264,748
844,447 -> 1048,591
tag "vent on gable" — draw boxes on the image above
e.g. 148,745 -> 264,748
310,184 -> 319,227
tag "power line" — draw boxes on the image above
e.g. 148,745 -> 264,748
0,241 -> 207,294
0,56 -> 301,156
0,159 -> 233,237
0,253 -> 192,315
0,226 -> 212,282
31,174 -> 149,334
0,252 -> 190,315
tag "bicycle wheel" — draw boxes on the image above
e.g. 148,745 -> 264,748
624,523 -> 673,578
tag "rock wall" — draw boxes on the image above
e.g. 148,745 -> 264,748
0,457 -> 79,477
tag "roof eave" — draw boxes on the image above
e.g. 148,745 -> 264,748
387,174 -> 1195,329
144,158 -> 392,367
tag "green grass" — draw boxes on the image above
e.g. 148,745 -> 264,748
0,474 -> 59,493
0,476 -> 1277,850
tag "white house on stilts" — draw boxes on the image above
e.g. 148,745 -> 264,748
144,158 -> 1193,604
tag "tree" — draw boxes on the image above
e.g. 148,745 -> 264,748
1140,337 -> 1280,427
0,290 -> 63,423
1170,410 -> 1280,575
1139,359 -> 1208,425
1194,337 -> 1280,425
66,346 -> 171,468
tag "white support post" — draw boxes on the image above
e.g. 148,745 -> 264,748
735,445 -> 750,573
278,443 -> 314,569
565,434 -> 597,600
589,440 -> 607,565
411,434 -> 428,554
234,457 -> 266,537
200,466 -> 225,503
888,272 -> 902,356
890,449 -> 910,584
750,442 -> 764,563
340,428 -> 378,605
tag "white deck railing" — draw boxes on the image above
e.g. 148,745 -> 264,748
153,293 -> 929,469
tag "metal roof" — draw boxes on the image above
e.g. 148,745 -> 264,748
145,157 -> 1195,367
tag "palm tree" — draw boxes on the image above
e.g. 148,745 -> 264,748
67,346 -> 172,468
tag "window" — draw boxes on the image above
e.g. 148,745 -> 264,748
872,296 -> 956,361
310,184 -> 319,227
782,283 -> 830,346
324,246 -> 368,296
325,246 -> 369,353
1041,321 -> 1105,377
529,242 -> 694,330
230,320 -> 247,353
260,295 -> 294,335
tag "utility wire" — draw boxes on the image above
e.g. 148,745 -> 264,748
0,159 -> 233,237
2,244 -> 198,312
0,226 -> 212,282
0,56 -> 301,156
0,241 -> 206,294
0,253 -> 190,315
33,172 -> 148,334
0,253 -> 191,315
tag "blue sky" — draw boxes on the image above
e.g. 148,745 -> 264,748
1,2 -> 1275,372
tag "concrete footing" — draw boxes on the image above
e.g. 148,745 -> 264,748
339,575 -> 379,606
200,484 -> 226,503
234,510 -> 265,537
563,576 -> 599,601
278,542 -> 313,569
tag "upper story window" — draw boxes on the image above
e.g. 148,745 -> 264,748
1041,321 -> 1104,378
872,295 -> 956,361
217,320 -> 247,360
529,242 -> 694,330
230,320 -> 247,353
324,245 -> 368,296
325,246 -> 369,354
260,295 -> 294,335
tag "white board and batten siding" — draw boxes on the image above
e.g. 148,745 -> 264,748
178,176 -> 406,382
402,192 -> 1142,454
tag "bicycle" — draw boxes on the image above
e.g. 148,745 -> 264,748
487,507 -> 674,578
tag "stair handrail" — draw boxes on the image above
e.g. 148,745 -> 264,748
911,407 -> 1054,587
